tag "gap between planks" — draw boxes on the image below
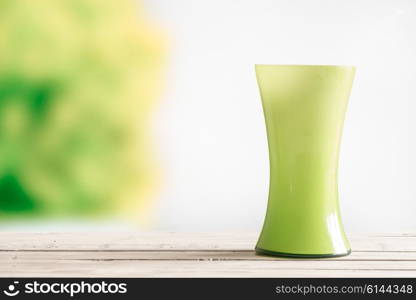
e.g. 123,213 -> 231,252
2,250 -> 416,261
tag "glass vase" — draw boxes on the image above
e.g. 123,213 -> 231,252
255,65 -> 355,257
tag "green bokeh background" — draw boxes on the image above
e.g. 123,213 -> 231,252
0,0 -> 164,219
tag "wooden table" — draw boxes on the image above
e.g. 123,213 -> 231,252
1,233 -> 415,277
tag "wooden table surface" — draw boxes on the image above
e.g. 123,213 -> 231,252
1,232 -> 415,277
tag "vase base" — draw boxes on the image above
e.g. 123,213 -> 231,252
255,247 -> 351,258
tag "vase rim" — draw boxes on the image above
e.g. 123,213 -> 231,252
255,64 -> 356,68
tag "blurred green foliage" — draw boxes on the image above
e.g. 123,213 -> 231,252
0,0 -> 164,218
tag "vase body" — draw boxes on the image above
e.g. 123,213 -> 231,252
255,65 -> 355,257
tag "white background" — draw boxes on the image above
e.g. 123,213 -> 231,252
145,0 -> 416,233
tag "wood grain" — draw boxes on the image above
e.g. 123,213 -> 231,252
0,233 -> 415,277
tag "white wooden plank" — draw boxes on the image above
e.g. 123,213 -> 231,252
0,233 -> 415,252
0,232 -> 256,251
1,233 -> 414,277
2,260 -> 416,278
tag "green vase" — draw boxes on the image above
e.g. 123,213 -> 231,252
255,65 -> 355,258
